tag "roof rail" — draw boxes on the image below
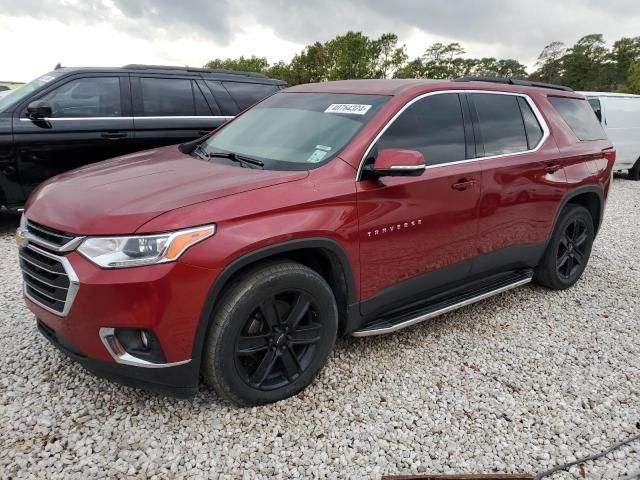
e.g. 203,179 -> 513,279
453,76 -> 573,92
122,64 -> 270,79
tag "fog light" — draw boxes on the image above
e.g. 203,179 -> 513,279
106,328 -> 166,364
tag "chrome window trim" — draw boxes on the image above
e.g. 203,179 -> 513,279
389,165 -> 426,171
22,244 -> 80,317
20,115 -> 234,121
99,328 -> 191,369
356,89 -> 550,180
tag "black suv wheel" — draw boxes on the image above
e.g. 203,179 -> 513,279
203,261 -> 338,406
534,204 -> 595,290
629,158 -> 640,181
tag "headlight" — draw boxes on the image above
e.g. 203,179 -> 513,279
77,225 -> 215,268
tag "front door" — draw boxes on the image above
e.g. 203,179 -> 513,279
13,74 -> 134,202
356,92 -> 482,317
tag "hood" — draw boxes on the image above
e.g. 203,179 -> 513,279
25,145 -> 308,235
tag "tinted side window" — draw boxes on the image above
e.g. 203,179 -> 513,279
138,78 -> 195,116
222,82 -> 280,111
587,98 -> 602,123
41,77 -> 121,118
472,93 -> 527,156
193,82 -> 213,116
548,96 -> 607,141
517,97 -> 544,149
376,93 -> 466,165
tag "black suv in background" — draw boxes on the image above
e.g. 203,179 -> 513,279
0,65 -> 286,210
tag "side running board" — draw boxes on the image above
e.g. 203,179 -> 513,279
351,269 -> 533,337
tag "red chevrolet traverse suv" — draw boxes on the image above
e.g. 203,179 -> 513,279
18,77 -> 615,405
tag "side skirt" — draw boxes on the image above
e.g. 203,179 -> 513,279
351,269 -> 533,337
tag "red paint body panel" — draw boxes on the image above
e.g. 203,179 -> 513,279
21,79 -> 614,377
25,145 -> 307,235
356,162 -> 481,300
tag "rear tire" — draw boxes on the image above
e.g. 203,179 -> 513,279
203,261 -> 338,406
534,204 -> 595,290
629,159 -> 640,181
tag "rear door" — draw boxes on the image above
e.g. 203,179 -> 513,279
356,92 -> 482,317
131,75 -> 230,151
468,91 -> 568,276
12,73 -> 134,201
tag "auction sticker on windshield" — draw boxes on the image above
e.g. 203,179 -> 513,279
325,104 -> 372,115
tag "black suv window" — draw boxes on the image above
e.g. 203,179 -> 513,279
376,93 -> 467,165
40,77 -> 121,118
517,97 -> 544,149
137,78 -> 213,116
222,82 -> 280,111
587,98 -> 603,122
472,93 -> 528,156
548,96 -> 607,141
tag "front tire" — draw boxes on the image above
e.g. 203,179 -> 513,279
203,261 -> 338,406
629,159 -> 640,181
534,204 -> 595,290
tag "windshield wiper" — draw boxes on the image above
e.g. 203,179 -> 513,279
204,149 -> 265,169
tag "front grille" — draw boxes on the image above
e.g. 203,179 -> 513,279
19,245 -> 78,316
26,220 -> 77,249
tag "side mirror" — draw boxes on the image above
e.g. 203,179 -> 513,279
26,101 -> 52,121
363,148 -> 426,178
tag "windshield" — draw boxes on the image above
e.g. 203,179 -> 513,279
201,92 -> 389,170
0,71 -> 64,112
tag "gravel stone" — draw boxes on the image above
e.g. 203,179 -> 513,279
0,176 -> 639,479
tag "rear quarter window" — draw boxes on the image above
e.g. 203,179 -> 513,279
548,96 -> 607,141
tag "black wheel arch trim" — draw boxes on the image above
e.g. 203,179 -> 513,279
190,237 -> 357,359
553,184 -> 604,234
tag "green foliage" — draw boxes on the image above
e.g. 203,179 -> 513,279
204,32 -> 640,90
619,62 -> 640,94
530,41 -> 566,84
204,56 -> 269,73
531,35 -> 640,90
561,34 -> 609,90
610,37 -> 640,89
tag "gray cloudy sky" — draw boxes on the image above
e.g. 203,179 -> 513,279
1,0 -> 639,81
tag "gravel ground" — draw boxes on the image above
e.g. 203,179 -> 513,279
1,177 -> 639,480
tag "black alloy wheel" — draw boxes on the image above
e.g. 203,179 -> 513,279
235,291 -> 322,391
534,204 -> 595,290
203,261 -> 338,406
556,217 -> 589,280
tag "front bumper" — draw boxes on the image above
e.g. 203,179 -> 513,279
37,320 -> 199,398
23,248 -> 221,396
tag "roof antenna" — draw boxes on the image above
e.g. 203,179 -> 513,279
54,63 -> 62,70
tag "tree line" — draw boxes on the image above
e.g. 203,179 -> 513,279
205,32 -> 640,93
